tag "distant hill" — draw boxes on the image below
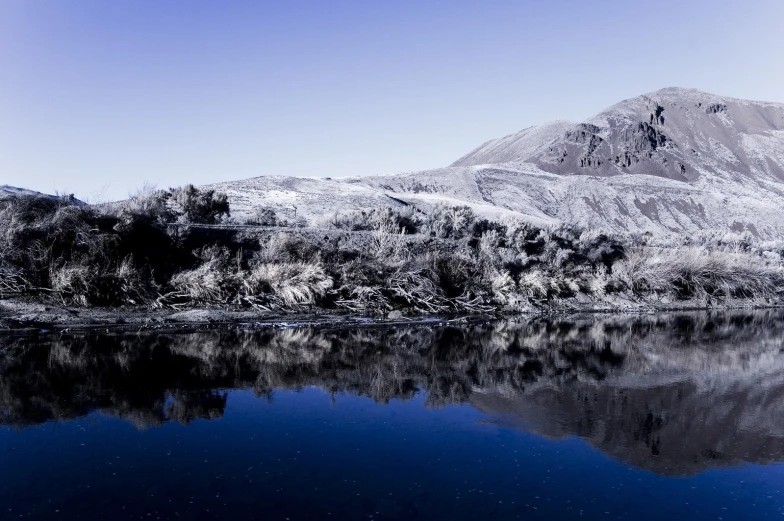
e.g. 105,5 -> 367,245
1,185 -> 54,198
0,185 -> 83,204
210,87 -> 784,237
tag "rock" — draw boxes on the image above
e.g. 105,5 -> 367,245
387,310 -> 403,320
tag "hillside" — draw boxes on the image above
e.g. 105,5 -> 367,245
209,88 -> 784,238
1,185 -> 85,206
454,88 -> 784,182
450,120 -> 574,168
1,185 -> 57,199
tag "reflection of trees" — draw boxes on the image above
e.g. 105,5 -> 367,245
2,310 -> 784,473
468,311 -> 784,475
165,390 -> 227,425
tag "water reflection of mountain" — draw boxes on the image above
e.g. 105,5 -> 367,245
2,311 -> 784,475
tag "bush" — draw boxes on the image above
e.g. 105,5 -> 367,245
171,184 -> 230,224
0,192 -> 193,306
3,190 -> 783,314
256,232 -> 320,263
244,262 -> 332,307
328,207 -> 421,234
423,205 -> 475,239
115,185 -> 175,224
613,247 -> 782,298
169,247 -> 239,302
0,195 -> 115,291
246,207 -> 279,226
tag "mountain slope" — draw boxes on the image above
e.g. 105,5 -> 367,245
1,185 -> 57,199
450,120 -> 573,167
0,185 -> 86,206
530,87 -> 784,183
208,88 -> 784,238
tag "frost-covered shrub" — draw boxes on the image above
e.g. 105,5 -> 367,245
521,270 -> 551,299
423,205 -> 476,239
427,252 -> 482,298
0,193 -> 169,305
328,207 -> 420,234
246,207 -> 279,226
244,262 -> 332,307
114,185 -> 175,224
256,232 -> 320,263
48,256 -> 153,306
613,246 -> 782,298
170,247 -> 240,302
369,220 -> 408,260
171,184 -> 230,224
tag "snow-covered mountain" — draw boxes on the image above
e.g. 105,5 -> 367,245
210,88 -> 784,237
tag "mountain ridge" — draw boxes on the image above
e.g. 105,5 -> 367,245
206,87 -> 784,237
450,119 -> 574,167
10,88 -> 784,238
1,185 -> 56,199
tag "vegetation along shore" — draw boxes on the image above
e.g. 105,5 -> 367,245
1,186 -> 783,330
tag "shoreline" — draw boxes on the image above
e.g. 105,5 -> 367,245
2,298 -> 781,335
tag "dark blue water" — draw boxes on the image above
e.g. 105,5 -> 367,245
3,313 -> 784,520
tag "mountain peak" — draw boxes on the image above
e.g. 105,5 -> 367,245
452,88 -> 784,183
647,86 -> 709,96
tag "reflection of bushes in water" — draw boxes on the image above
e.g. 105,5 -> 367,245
165,390 -> 227,425
0,333 -> 234,428
2,311 -> 784,429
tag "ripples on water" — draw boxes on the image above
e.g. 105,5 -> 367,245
2,311 -> 784,520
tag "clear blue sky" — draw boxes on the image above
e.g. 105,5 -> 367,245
2,0 -> 783,201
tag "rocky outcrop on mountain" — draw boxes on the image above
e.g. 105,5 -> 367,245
530,88 -> 784,184
449,88 -> 784,183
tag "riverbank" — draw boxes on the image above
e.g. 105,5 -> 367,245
3,296 -> 781,334
3,191 -> 783,331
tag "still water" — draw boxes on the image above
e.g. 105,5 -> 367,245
2,312 -> 784,520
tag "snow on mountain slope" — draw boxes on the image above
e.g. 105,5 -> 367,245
0,185 -> 56,199
450,120 -> 574,167
213,162 -> 782,238
0,185 -> 88,205
206,88 -> 784,238
207,175 -> 411,224
361,163 -> 782,237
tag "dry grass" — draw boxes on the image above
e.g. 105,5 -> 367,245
169,247 -> 239,303
244,262 -> 332,307
369,220 -> 408,260
0,263 -> 30,295
3,191 -> 784,313
613,247 -> 782,298
110,184 -> 174,222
